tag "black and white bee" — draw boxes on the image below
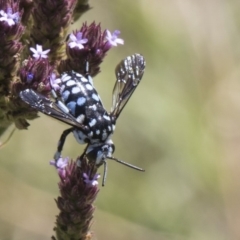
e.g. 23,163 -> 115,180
20,53 -> 146,185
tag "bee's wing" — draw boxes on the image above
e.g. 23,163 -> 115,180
111,53 -> 146,119
20,89 -> 85,129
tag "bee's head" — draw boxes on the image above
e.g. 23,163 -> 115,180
86,139 -> 115,167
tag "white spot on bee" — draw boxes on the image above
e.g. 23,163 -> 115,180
58,101 -> 70,113
88,76 -> 93,85
109,147 -> 113,153
73,130 -> 86,144
102,131 -> 107,140
61,73 -> 67,78
112,124 -> 116,131
67,101 -> 76,115
96,130 -> 100,135
76,81 -> 86,92
77,97 -> 86,106
89,104 -> 97,111
66,80 -> 76,86
103,115 -> 110,121
62,90 -> 70,101
75,72 -> 83,78
89,119 -> 97,127
92,93 -> 99,101
72,87 -> 81,94
62,74 -> 71,82
80,76 -> 88,82
108,125 -> 112,131
76,114 -> 85,123
86,84 -> 93,90
88,131 -> 93,137
102,145 -> 108,151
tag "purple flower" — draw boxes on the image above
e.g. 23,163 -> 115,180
0,8 -> 19,26
50,73 -> 61,91
30,44 -> 50,59
50,157 -> 69,177
50,157 -> 69,169
105,30 -> 124,46
83,172 -> 100,187
68,32 -> 88,49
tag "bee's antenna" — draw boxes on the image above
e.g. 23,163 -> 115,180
102,160 -> 108,187
107,156 -> 145,172
101,157 -> 144,186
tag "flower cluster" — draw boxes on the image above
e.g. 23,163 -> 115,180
59,22 -> 124,76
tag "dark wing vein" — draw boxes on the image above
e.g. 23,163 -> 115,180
20,89 -> 85,129
111,53 -> 146,119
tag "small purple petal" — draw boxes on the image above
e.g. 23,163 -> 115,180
69,34 -> 77,41
0,8 -> 19,26
59,157 -> 69,169
50,157 -> 69,178
76,32 -> 88,44
83,172 -> 100,187
50,157 -> 69,170
105,30 -> 124,47
30,44 -> 50,59
50,160 -> 56,166
50,73 -> 61,91
76,32 -> 83,39
68,32 -> 88,49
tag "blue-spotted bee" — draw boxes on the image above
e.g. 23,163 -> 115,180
20,53 -> 146,185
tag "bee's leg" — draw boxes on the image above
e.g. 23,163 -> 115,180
54,127 -> 74,160
76,144 -> 89,167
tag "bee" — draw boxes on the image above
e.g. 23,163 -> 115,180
20,53 -> 146,185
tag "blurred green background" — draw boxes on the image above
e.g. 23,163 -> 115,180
1,0 -> 240,239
